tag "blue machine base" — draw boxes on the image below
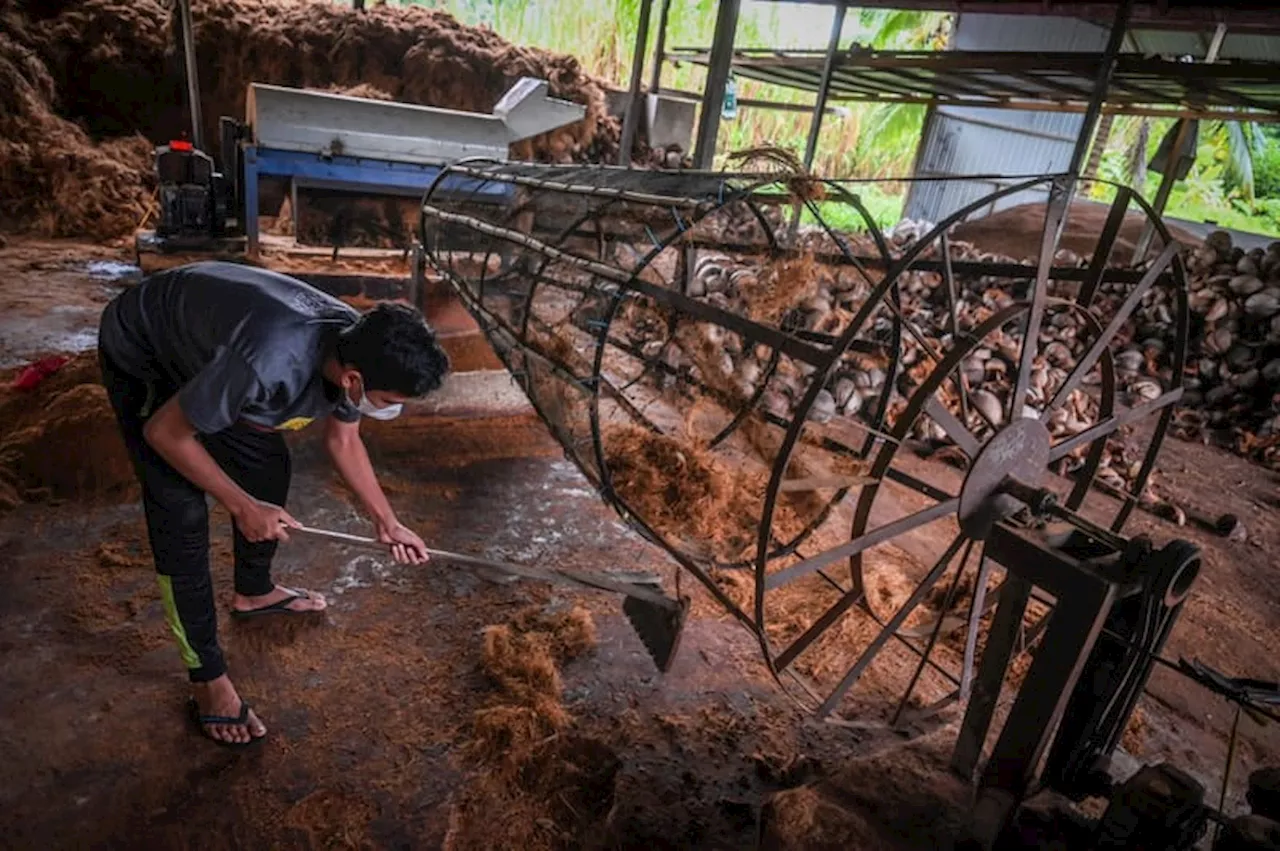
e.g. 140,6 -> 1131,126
242,146 -> 512,254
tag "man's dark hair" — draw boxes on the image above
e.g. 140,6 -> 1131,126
335,303 -> 450,396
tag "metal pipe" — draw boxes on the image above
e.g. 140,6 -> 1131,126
1214,703 -> 1243,846
1206,22 -> 1229,63
692,0 -> 742,170
803,1 -> 847,171
649,0 -> 672,94
1065,0 -> 1133,183
619,0 -> 655,168
177,0 -> 204,150
657,87 -> 843,115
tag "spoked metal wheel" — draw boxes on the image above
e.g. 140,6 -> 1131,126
420,166 -> 1189,727
754,179 -> 1191,722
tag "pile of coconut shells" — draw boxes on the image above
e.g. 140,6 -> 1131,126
1175,231 -> 1280,469
614,216 -> 1278,532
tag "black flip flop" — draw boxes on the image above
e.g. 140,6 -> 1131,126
186,698 -> 264,749
230,591 -> 321,620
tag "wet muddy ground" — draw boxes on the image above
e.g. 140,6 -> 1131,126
0,238 -> 1276,849
0,240 -> 140,367
0,408 -> 944,849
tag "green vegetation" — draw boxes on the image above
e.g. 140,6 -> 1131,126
372,0 -> 1279,236
1088,116 -> 1280,236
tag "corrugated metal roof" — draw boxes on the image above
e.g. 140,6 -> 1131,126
953,10 -> 1107,51
889,11 -> 1280,226
667,46 -> 1280,121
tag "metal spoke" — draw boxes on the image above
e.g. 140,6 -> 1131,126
817,533 -> 969,718
1113,405 -> 1177,531
885,468 -> 956,503
960,555 -> 996,701
1011,179 -> 1070,421
1047,241 -> 1178,413
764,498 -> 960,591
775,590 -> 861,672
1049,389 -> 1183,461
1077,188 -> 1133,308
924,396 -> 982,457
939,233 -> 974,424
891,538 -> 976,727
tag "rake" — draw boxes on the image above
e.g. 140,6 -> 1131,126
293,524 -> 688,672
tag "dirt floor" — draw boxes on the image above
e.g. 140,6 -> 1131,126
951,199 -> 1206,261
0,239 -> 1277,850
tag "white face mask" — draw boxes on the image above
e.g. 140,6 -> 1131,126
352,378 -> 403,421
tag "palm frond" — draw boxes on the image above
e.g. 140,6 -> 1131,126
1224,121 -> 1256,200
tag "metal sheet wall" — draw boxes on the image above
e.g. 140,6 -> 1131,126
904,13 -> 1111,224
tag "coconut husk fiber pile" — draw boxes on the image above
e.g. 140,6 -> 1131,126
0,0 -> 623,240
603,424 -> 764,563
0,352 -> 134,509
470,605 -> 597,760
602,423 -> 822,565
446,605 -> 620,851
0,9 -> 155,239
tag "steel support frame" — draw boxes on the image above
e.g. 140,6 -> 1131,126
659,87 -> 844,115
241,146 -> 512,256
177,0 -> 204,151
803,1 -> 848,170
619,0 -> 655,167
650,0 -> 673,94
1065,0 -> 1134,186
1131,22 -> 1228,262
693,0 -> 743,170
952,523 -> 1133,848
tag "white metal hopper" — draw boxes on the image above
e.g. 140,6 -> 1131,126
245,77 -> 587,164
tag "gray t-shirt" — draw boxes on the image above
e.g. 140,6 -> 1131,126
99,261 -> 361,434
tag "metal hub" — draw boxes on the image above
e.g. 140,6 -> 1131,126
958,417 -> 1052,539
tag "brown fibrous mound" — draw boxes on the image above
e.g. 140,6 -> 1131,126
510,604 -> 597,663
602,422 -> 820,564
740,254 -> 823,326
0,23 -> 154,239
0,353 -> 134,508
449,606 -> 617,851
603,423 -> 761,559
0,0 -> 626,241
470,605 -> 598,762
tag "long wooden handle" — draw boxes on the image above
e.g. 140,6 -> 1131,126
292,524 -> 676,608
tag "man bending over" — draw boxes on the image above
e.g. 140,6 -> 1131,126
98,261 -> 448,747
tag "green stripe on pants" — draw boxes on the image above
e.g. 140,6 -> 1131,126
157,575 -> 201,669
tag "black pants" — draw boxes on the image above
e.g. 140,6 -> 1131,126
99,347 -> 292,683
